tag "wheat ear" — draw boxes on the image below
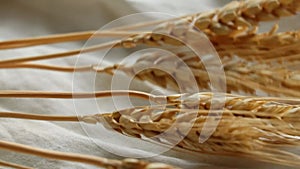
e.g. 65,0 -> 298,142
88,51 -> 299,97
192,0 -> 300,37
1,43 -> 298,97
1,27 -> 299,69
84,95 -> 300,166
1,92 -> 300,166
0,0 -> 299,67
1,0 -> 299,50
1,28 -> 299,69
2,48 -> 298,97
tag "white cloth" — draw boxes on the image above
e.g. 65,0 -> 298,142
0,1 -> 299,169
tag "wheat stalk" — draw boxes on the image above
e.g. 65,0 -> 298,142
0,140 -> 179,169
0,92 -> 299,167
0,160 -> 33,169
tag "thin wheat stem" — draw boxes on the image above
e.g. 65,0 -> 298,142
0,13 -> 193,50
0,12 -> 193,50
0,63 -> 96,72
0,63 -> 121,75
0,140 -> 122,168
0,140 -> 179,169
0,90 -> 166,103
0,112 -> 79,122
0,31 -> 146,50
0,40 -> 119,66
0,160 -> 33,169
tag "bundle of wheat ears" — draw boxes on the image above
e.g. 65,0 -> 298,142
0,0 -> 300,168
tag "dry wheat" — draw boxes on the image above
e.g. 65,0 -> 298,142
192,0 -> 300,37
215,29 -> 300,60
0,1 -> 300,168
0,139 -> 180,169
0,160 -> 33,169
0,0 -> 299,67
2,47 -> 298,97
90,51 -> 300,97
1,0 -> 299,50
1,29 -> 300,68
1,27 -> 299,70
80,93 -> 300,167
1,92 -> 299,167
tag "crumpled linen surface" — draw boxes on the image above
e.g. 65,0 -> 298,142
0,1 -> 299,169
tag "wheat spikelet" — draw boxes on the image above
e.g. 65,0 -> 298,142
215,29 -> 300,61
